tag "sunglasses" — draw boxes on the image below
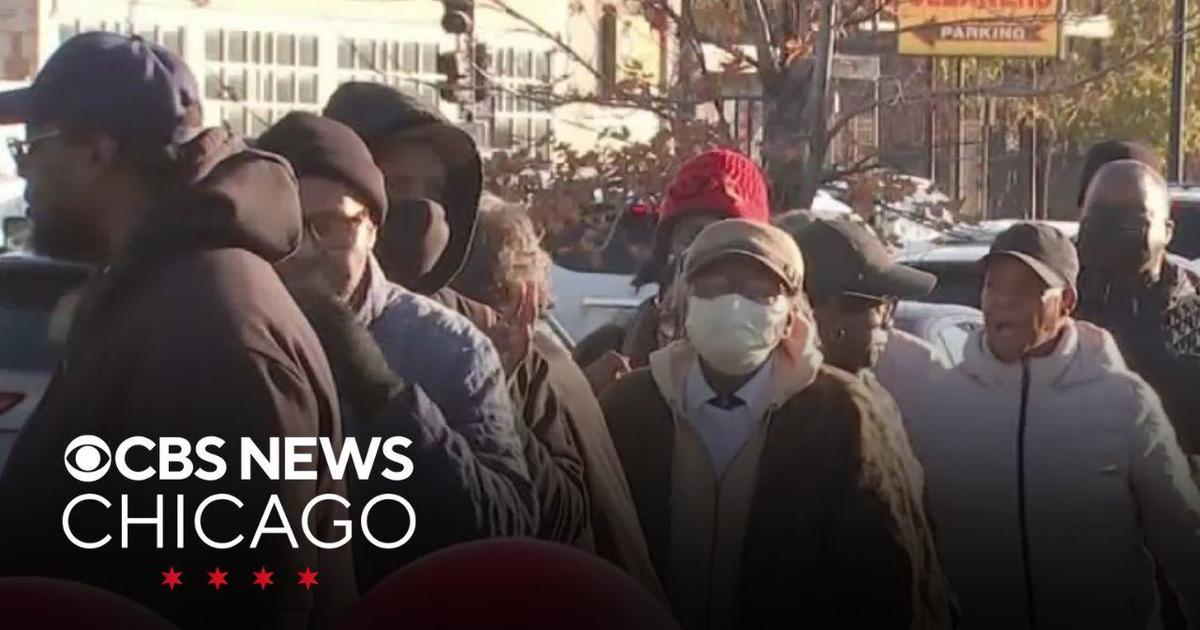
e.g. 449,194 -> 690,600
7,130 -> 64,162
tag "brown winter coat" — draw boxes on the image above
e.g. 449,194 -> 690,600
0,130 -> 356,629
600,337 -> 953,629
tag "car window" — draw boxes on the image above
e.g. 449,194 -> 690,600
911,264 -> 983,309
1170,199 -> 1200,260
936,318 -> 980,366
0,263 -> 89,371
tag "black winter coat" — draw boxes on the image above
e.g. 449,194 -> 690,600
1077,261 -> 1200,455
0,130 -> 357,628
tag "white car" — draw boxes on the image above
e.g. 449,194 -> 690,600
0,255 -> 90,472
549,263 -> 657,344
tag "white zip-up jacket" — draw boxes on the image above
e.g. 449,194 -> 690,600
908,320 -> 1200,630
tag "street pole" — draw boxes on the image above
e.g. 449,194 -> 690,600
927,57 -> 937,182
1169,0 -> 1189,183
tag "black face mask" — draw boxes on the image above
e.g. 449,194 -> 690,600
375,198 -> 450,289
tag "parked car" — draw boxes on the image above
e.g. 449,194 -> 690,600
898,220 -> 1198,309
550,263 -> 657,343
1169,186 -> 1200,260
891,301 -> 982,366
0,255 -> 91,472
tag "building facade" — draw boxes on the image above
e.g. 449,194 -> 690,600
0,0 -> 667,158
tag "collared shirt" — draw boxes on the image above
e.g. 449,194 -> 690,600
668,355 -> 776,630
682,357 -> 774,478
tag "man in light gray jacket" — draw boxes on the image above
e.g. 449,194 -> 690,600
908,222 -> 1200,630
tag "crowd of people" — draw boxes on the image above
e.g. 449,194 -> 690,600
0,31 -> 1198,630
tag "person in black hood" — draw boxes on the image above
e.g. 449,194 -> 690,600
324,82 -> 481,303
1078,160 -> 1200,458
325,83 -> 594,546
0,33 -> 355,627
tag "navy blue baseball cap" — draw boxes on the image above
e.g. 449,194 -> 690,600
0,31 -> 201,145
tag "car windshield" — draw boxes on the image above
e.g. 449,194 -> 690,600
908,262 -> 984,308
0,260 -> 90,371
1171,198 -> 1200,259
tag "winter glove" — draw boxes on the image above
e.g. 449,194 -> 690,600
284,282 -> 404,421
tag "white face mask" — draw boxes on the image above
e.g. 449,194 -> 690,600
685,294 -> 790,376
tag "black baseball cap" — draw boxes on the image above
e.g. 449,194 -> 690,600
795,219 -> 936,301
0,32 -> 201,146
983,222 -> 1079,290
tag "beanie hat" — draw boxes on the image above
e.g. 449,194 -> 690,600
659,149 -> 771,225
256,111 -> 388,225
1078,140 -> 1161,207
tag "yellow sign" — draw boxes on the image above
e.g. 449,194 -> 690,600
898,0 -> 1062,58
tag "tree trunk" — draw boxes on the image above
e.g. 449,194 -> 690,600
762,0 -> 834,212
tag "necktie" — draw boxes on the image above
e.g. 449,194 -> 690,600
707,395 -> 746,411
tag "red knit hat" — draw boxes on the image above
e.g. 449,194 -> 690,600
659,148 -> 770,224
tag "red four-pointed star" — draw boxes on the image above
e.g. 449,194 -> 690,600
206,566 -> 229,590
252,566 -> 274,590
297,567 -> 319,590
161,567 -> 183,590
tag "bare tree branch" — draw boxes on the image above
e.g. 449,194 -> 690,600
740,0 -> 780,87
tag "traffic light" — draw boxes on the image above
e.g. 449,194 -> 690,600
436,51 -> 462,103
473,43 -> 491,103
441,0 -> 474,35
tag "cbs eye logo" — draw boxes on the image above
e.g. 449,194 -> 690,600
64,435 -> 111,482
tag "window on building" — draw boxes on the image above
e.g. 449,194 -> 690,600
264,33 -> 275,64
277,73 -> 295,103
494,118 -> 513,148
226,69 -> 247,100
261,71 -> 275,101
205,30 -> 222,61
277,34 -> 295,66
402,42 -> 419,74
516,49 -> 532,78
536,51 -> 551,81
228,31 -> 247,63
421,43 -> 439,73
599,5 -> 618,94
337,38 -> 353,69
250,32 -> 261,63
204,71 -> 222,99
162,28 -> 183,56
298,75 -> 318,104
299,36 -> 318,67
354,39 -> 374,70
497,48 -> 510,77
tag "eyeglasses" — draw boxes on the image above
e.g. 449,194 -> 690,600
690,274 -> 787,305
304,208 -> 372,249
8,130 -> 63,162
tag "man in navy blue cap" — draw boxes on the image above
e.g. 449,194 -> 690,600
0,32 -> 355,627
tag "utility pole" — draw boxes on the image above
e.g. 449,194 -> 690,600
1169,0 -> 1189,182
927,57 -> 937,182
